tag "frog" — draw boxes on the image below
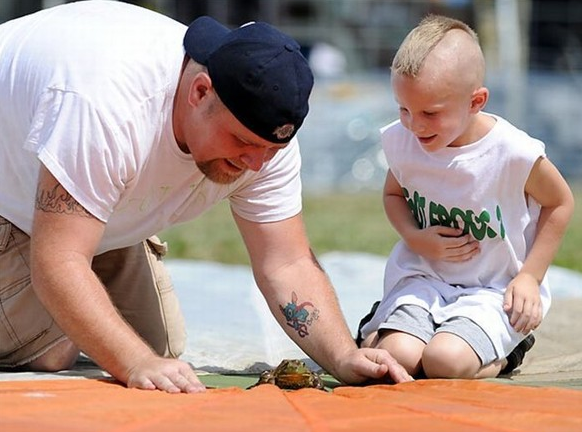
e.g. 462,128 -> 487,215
248,359 -> 325,390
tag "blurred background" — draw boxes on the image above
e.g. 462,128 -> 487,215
2,0 -> 581,193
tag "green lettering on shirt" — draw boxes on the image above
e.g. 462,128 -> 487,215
402,187 -> 506,240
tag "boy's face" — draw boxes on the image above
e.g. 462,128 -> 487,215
392,71 -> 476,152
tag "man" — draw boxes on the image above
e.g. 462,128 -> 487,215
0,1 -> 412,393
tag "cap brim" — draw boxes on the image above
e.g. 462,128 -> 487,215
184,16 -> 231,64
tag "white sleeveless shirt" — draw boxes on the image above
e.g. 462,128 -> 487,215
361,114 -> 549,358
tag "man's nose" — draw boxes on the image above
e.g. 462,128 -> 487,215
240,148 -> 268,172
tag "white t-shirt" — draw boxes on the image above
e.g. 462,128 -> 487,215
360,114 -> 549,358
0,1 -> 302,254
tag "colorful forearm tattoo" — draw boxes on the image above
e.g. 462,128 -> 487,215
279,291 -> 320,338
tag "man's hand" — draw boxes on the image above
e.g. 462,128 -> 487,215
335,348 -> 414,385
125,355 -> 206,393
405,226 -> 479,262
503,272 -> 543,334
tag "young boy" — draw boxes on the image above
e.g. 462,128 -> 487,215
357,15 -> 574,379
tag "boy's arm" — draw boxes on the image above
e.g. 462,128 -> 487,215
383,169 -> 419,235
520,157 -> 574,282
504,156 -> 574,333
383,170 -> 479,262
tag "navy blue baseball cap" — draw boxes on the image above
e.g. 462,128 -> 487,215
183,16 -> 314,144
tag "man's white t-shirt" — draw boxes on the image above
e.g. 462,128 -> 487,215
0,1 -> 302,254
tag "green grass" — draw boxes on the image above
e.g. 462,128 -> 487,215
159,185 -> 582,273
158,200 -> 246,264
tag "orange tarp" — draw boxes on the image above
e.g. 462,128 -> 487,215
0,378 -> 580,431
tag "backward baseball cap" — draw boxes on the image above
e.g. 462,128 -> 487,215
183,16 -> 314,144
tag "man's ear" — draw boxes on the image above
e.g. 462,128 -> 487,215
470,86 -> 489,113
187,72 -> 213,107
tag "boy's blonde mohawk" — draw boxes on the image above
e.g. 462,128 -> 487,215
392,14 -> 479,77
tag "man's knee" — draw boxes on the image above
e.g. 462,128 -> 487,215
93,237 -> 186,359
26,339 -> 80,372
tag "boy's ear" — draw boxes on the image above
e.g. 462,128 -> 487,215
470,87 -> 489,113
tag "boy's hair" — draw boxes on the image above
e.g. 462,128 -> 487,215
392,15 -> 479,77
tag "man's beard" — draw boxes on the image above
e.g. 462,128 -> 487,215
196,159 -> 245,184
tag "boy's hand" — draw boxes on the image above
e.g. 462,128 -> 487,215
503,273 -> 543,334
405,226 -> 479,262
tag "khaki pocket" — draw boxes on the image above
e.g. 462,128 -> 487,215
146,235 -> 168,257
0,217 -> 12,253
0,279 -> 53,358
0,217 -> 54,359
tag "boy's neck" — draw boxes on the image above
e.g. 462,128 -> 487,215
454,113 -> 497,147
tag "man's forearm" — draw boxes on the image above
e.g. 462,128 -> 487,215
257,255 -> 356,379
30,257 -> 155,382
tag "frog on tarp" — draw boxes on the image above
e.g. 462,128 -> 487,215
248,359 -> 325,390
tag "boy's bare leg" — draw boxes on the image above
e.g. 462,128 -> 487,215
422,332 -> 484,378
364,330 -> 426,376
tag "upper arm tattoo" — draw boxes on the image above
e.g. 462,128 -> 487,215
35,184 -> 93,218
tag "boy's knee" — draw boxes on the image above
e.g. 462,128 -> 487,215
376,332 -> 424,376
422,342 -> 479,378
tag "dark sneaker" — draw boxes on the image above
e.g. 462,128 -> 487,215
355,300 -> 381,347
500,334 -> 536,375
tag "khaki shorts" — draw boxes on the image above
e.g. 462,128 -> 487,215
0,215 -> 186,367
